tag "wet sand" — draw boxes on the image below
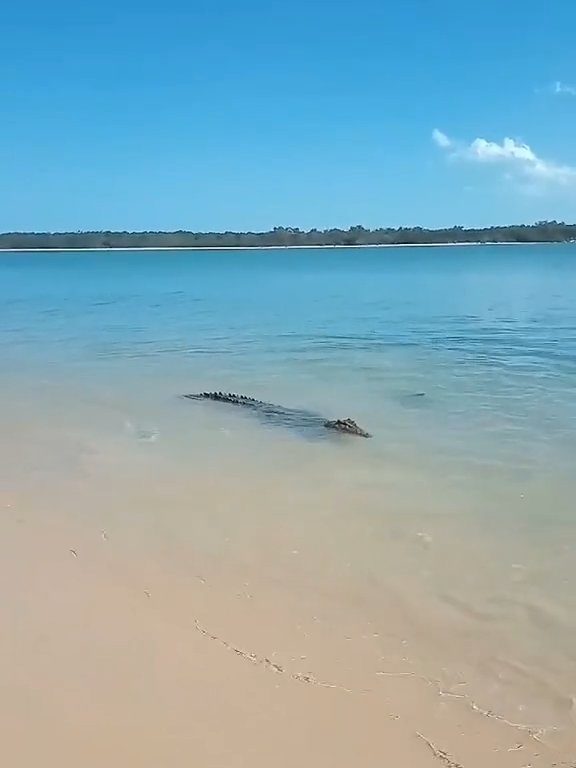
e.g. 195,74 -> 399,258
1,505 -> 569,768
1,413 -> 574,767
2,243 -> 576,766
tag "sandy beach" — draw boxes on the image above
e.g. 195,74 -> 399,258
2,244 -> 576,767
1,416 -> 574,768
1,501 -> 568,768
0,241 -> 555,252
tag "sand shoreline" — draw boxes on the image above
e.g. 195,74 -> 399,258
2,240 -> 575,767
0,241 -> 564,252
2,479 -> 570,768
1,402 -> 574,767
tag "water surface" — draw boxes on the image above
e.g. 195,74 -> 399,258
1,244 -> 575,749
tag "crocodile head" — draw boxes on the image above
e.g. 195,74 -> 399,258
323,418 -> 372,438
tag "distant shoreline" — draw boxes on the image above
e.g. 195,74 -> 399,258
2,222 -> 573,251
0,241 -> 565,253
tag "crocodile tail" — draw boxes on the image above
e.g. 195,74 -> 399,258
183,392 -> 265,406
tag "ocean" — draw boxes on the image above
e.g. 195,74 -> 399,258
1,244 -> 575,761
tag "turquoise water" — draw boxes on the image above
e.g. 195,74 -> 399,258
1,244 -> 576,734
2,245 -> 575,475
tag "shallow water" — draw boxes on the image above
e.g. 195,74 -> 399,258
1,245 -> 576,751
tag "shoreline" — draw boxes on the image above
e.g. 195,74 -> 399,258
1,423 -> 573,767
0,241 -> 566,253
2,250 -> 575,767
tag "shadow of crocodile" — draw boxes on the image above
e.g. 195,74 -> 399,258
183,392 -> 372,439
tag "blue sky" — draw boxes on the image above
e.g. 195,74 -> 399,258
2,0 -> 576,231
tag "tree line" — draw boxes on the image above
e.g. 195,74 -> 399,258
1,221 -> 575,249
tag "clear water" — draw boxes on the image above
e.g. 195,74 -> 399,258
1,245 -> 576,738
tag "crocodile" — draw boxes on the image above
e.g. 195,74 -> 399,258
183,392 -> 371,438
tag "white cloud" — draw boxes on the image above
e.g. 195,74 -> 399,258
432,128 -> 452,148
432,129 -> 576,187
464,137 -> 536,163
551,80 -> 576,96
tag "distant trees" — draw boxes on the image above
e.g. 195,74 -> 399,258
0,222 -> 575,250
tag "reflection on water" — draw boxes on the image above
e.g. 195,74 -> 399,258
1,245 -> 576,741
